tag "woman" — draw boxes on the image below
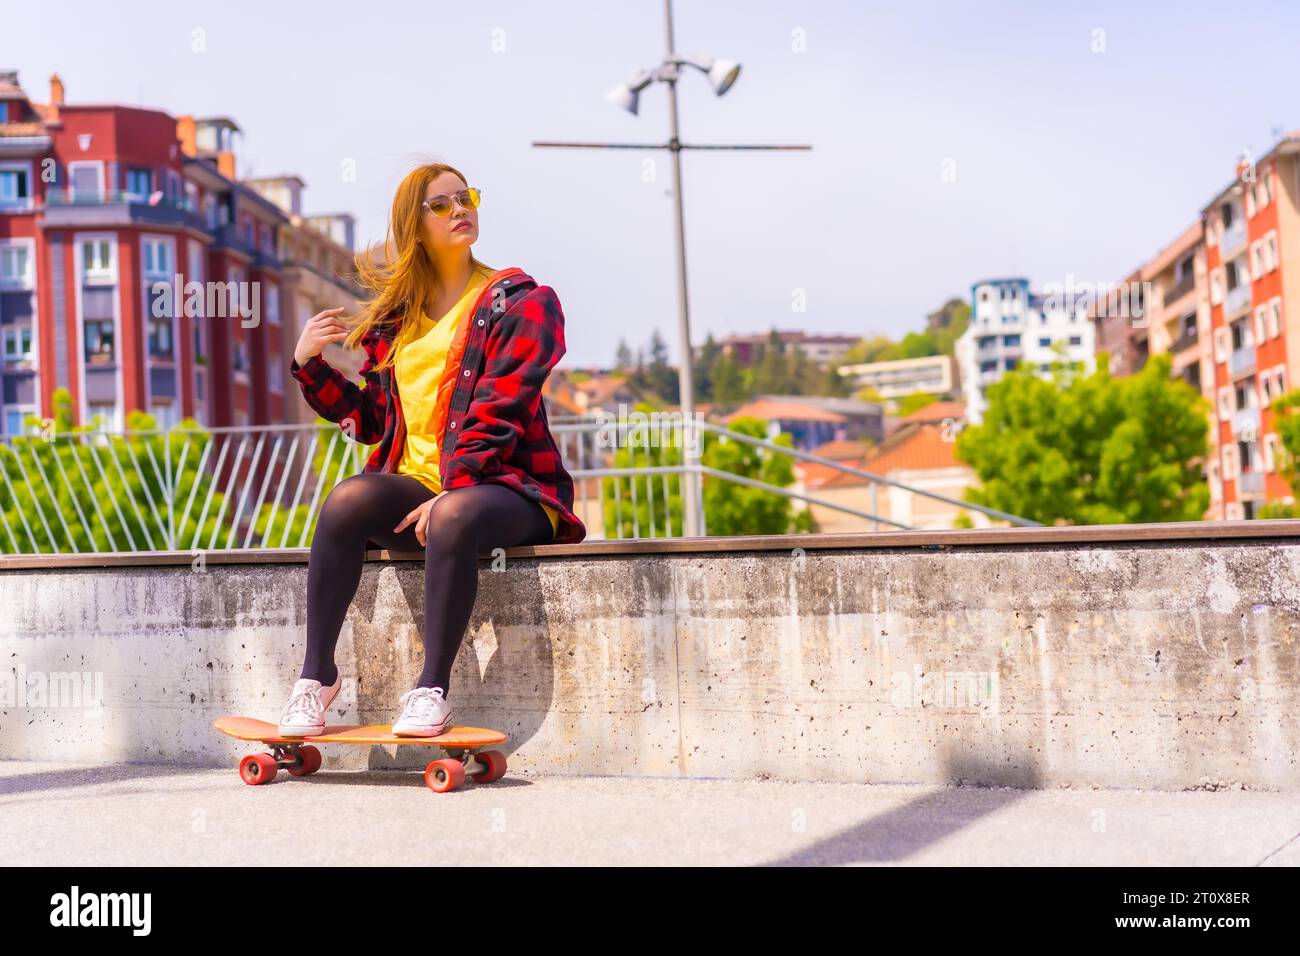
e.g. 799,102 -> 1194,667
277,162 -> 585,738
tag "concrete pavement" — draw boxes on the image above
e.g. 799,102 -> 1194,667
2,760 -> 1298,866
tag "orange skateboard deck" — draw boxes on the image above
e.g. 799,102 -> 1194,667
214,716 -> 509,793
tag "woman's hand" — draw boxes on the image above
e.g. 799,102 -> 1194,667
394,495 -> 440,547
293,306 -> 352,367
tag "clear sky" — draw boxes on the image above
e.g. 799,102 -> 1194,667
13,0 -> 1300,367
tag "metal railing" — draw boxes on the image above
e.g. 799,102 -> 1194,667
44,188 -> 193,211
1163,272 -> 1196,305
0,415 -> 1037,554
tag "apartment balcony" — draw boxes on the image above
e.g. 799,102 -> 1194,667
1171,329 -> 1199,353
1230,407 -> 1260,439
1163,273 -> 1196,305
212,224 -> 281,271
1229,347 -> 1256,379
1238,471 -> 1265,495
41,189 -> 208,232
1224,283 -> 1252,318
1220,218 -> 1247,257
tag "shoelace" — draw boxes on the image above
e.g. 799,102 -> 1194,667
283,684 -> 324,724
398,687 -> 447,720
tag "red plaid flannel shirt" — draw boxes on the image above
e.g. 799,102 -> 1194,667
289,268 -> 586,544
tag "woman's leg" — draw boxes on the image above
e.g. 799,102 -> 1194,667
301,473 -> 435,684
417,484 -> 553,694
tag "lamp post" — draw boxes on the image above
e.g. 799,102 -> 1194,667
533,0 -> 810,537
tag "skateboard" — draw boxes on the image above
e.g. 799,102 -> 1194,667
213,716 -> 509,793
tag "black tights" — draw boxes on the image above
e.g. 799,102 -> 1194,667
301,473 -> 553,696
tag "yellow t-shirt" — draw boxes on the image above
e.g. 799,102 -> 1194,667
395,262 -> 559,537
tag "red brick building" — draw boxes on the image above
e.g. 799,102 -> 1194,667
0,70 -> 360,436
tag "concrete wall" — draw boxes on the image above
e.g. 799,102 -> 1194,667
2,531 -> 1299,790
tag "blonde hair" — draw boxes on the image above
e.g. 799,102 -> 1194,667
344,162 -> 484,372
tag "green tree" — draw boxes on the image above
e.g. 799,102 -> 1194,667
927,298 -> 972,356
700,416 -> 814,535
0,391 -> 242,552
896,391 -> 939,416
600,407 -> 812,536
1258,388 -> 1300,518
0,387 -> 371,553
898,330 -> 939,359
601,402 -> 684,537
955,352 -> 1209,524
711,354 -> 747,407
254,420 -> 375,548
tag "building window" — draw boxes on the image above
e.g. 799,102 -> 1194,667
1218,386 -> 1233,418
148,317 -> 174,358
0,165 -> 31,206
89,402 -> 121,432
1276,365 -> 1288,393
1226,257 -> 1248,290
126,167 -> 152,200
81,239 -> 115,283
269,359 -> 283,392
1068,334 -> 1082,346
4,406 -> 35,436
142,238 -> 171,277
1269,298 -> 1282,339
0,241 -> 33,288
85,320 -> 116,363
68,161 -> 105,200
1213,327 -> 1230,363
1221,444 -> 1236,481
1265,232 -> 1279,272
1038,336 -> 1051,347
3,324 -> 33,364
1230,318 -> 1252,351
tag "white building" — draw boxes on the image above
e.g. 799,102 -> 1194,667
955,277 -> 1095,423
837,354 -> 956,400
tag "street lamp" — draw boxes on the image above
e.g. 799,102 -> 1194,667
534,0 -> 810,538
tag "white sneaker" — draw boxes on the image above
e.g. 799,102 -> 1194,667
391,686 -> 454,737
277,673 -> 343,736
